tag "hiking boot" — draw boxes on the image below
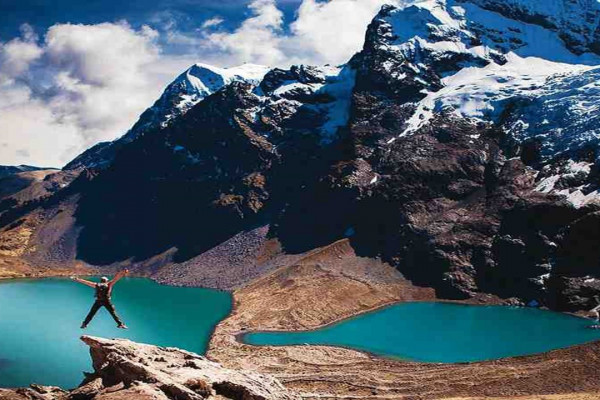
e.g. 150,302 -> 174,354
80,323 -> 87,329
117,324 -> 128,330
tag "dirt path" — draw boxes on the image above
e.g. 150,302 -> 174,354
207,239 -> 600,400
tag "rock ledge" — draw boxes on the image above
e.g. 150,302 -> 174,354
0,336 -> 299,400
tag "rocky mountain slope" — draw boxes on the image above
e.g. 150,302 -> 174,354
0,167 -> 60,199
0,336 -> 298,400
2,0 -> 600,311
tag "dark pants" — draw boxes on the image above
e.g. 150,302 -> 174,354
83,299 -> 123,326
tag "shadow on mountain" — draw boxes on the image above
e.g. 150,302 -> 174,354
74,89 -> 269,265
74,157 -> 255,265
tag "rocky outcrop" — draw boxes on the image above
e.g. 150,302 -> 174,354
0,336 -> 299,400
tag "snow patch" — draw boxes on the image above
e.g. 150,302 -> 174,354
317,66 -> 356,143
535,174 -> 561,194
250,64 -> 356,145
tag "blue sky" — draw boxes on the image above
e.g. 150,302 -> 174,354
0,0 -> 302,43
0,0 -> 393,167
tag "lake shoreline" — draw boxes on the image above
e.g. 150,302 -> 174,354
206,239 -> 600,399
0,277 -> 232,389
4,237 -> 600,399
238,301 -> 600,364
235,298 -> 593,343
2,267 -> 594,367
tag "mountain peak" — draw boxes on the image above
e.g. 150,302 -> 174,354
178,63 -> 269,100
130,62 -> 270,139
64,63 -> 270,170
354,0 -> 600,147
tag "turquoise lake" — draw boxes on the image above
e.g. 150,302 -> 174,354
0,277 -> 232,389
243,302 -> 600,362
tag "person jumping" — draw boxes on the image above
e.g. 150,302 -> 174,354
71,270 -> 129,329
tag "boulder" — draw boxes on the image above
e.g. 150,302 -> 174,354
0,336 -> 299,400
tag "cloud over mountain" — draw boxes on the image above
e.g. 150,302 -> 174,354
0,0 -> 397,167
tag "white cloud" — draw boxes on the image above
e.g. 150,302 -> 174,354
0,24 -> 43,83
201,17 -> 224,29
287,0 -> 399,65
0,95 -> 82,167
41,22 -> 163,144
197,0 -> 400,67
44,22 -> 159,87
201,0 -> 286,66
0,0 -> 399,167
0,22 -> 192,167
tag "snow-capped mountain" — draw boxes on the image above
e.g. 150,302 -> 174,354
352,0 -> 600,207
131,63 -> 269,137
65,0 -> 600,173
4,0 -> 600,312
357,0 -> 600,135
63,63 -> 270,170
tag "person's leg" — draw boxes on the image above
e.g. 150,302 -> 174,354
82,301 -> 102,328
103,300 -> 126,327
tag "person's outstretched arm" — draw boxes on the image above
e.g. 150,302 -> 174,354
71,277 -> 96,288
109,269 -> 129,287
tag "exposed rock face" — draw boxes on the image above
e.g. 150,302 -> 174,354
265,1 -> 600,309
0,336 -> 299,400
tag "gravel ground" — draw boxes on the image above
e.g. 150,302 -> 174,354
153,225 -> 304,290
